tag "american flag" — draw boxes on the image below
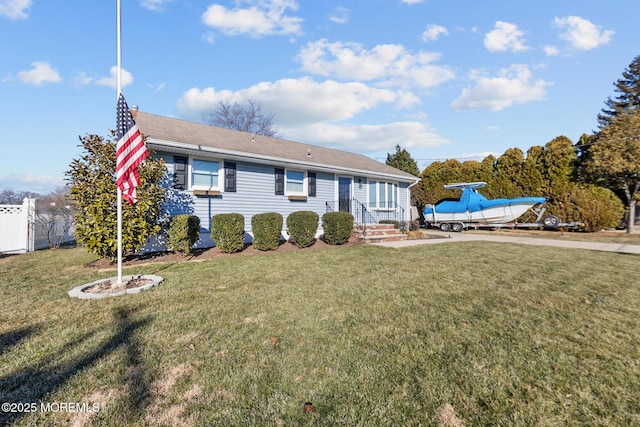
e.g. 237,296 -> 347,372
116,93 -> 148,205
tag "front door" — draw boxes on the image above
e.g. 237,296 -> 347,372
338,177 -> 351,212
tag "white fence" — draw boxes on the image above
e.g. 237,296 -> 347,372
0,198 -> 35,254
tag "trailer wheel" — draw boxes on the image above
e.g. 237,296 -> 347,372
439,223 -> 451,232
542,215 -> 560,229
451,223 -> 463,232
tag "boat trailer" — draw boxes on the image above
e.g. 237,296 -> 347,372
429,205 -> 584,232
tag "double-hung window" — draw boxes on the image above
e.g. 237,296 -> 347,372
192,159 -> 220,190
285,170 -> 306,195
368,180 -> 398,209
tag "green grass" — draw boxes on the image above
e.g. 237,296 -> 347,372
1,241 -> 639,426
465,227 -> 640,245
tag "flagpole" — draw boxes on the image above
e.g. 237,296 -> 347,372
116,0 -> 123,284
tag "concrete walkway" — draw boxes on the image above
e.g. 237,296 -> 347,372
374,230 -> 640,255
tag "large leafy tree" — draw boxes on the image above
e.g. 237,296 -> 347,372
66,133 -> 168,259
584,111 -> 640,232
598,55 -> 640,127
205,99 -> 279,137
386,145 -> 420,176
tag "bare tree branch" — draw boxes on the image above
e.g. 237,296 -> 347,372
205,99 -> 279,138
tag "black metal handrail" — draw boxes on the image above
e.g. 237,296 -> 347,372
325,199 -> 406,235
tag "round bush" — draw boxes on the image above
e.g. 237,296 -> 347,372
252,212 -> 283,251
568,185 -> 625,232
211,213 -> 245,253
322,211 -> 354,245
167,214 -> 200,254
286,211 -> 319,248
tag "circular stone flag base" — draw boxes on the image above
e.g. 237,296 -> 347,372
68,274 -> 163,299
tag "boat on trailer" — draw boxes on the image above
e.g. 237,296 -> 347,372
423,182 -> 573,232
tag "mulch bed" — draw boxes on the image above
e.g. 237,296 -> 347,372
85,231 -> 448,270
82,277 -> 153,293
86,237 -> 360,269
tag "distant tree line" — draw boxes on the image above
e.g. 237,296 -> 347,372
407,137 -> 624,232
389,54 -> 640,233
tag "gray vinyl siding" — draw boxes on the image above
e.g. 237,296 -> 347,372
156,151 -> 414,247
194,163 -> 334,233
353,176 -> 368,203
158,152 -> 338,234
399,182 -> 410,222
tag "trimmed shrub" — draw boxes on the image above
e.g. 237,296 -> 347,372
211,213 -> 245,253
567,185 -> 625,232
252,212 -> 283,251
286,211 -> 319,248
322,211 -> 354,245
167,214 -> 200,254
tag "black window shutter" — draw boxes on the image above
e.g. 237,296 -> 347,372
275,168 -> 285,195
173,156 -> 188,190
308,172 -> 316,197
224,162 -> 236,192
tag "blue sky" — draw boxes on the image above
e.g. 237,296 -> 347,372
1,0 -> 638,194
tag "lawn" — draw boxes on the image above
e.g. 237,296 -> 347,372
1,240 -> 639,426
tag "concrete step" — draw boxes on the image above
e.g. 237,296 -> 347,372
353,224 -> 406,243
356,234 -> 407,244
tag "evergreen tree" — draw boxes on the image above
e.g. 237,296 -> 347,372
521,145 -> 545,195
66,133 -> 168,259
584,110 -> 640,232
540,136 -> 579,223
598,55 -> 640,127
386,145 -> 420,176
489,148 -> 525,198
415,159 -> 463,207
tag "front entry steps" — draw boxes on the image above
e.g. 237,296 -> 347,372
353,224 -> 406,244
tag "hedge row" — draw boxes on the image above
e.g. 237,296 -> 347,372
167,211 -> 356,254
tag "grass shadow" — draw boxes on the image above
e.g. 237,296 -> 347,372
0,306 -> 153,425
0,326 -> 38,357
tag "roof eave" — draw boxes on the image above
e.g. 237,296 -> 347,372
147,138 -> 418,183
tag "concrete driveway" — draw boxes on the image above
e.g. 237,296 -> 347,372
374,230 -> 640,255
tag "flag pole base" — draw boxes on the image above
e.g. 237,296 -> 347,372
68,274 -> 163,299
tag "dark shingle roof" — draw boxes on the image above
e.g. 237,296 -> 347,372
135,111 -> 418,182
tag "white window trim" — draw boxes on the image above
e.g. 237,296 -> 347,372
368,180 -> 399,211
189,158 -> 222,191
285,169 -> 307,196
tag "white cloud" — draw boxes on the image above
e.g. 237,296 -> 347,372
401,0 -> 424,4
203,31 -> 215,44
553,16 -> 614,50
421,24 -> 448,42
202,0 -> 303,37
297,39 -> 455,89
0,0 -> 31,19
328,6 -> 348,24
544,45 -> 559,56
176,76 -> 447,152
95,66 -> 134,89
282,121 -> 447,152
451,64 -> 551,112
72,71 -> 93,87
177,77 -> 401,126
484,21 -> 529,53
0,173 -> 64,194
140,0 -> 172,12
17,62 -> 61,85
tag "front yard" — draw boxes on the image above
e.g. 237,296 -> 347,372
1,240 -> 638,426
